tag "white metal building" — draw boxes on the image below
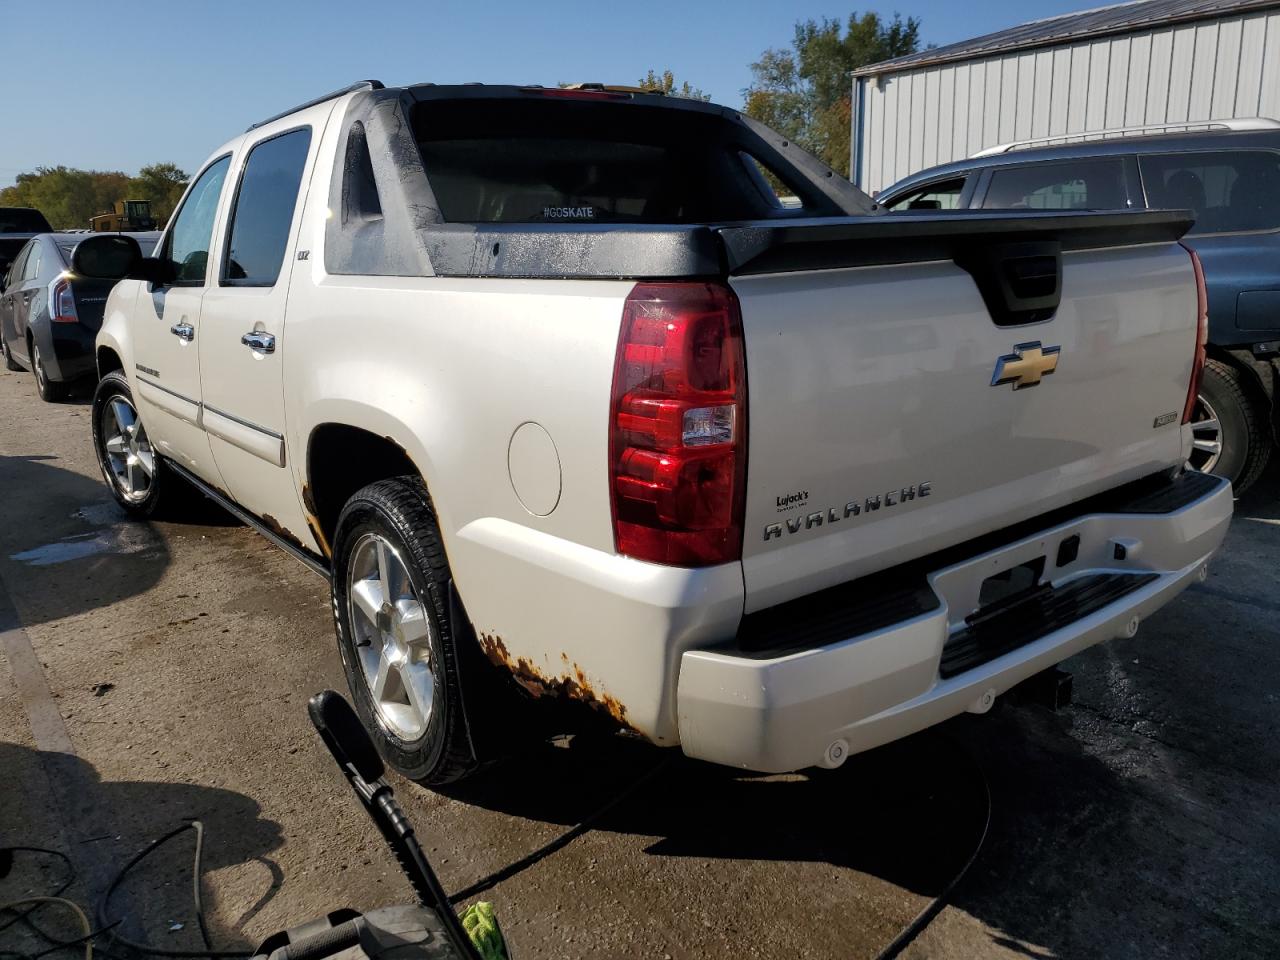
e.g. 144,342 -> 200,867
851,0 -> 1280,194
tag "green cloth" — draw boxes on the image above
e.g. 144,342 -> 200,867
461,901 -> 508,960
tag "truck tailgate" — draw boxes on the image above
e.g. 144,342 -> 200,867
722,212 -> 1199,612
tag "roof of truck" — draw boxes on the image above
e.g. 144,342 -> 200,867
246,80 -> 733,132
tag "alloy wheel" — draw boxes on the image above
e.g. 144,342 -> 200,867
33,345 -> 48,392
100,395 -> 155,502
346,532 -> 437,741
1187,393 -> 1223,475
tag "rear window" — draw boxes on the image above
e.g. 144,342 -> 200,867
0,208 -> 52,233
1141,150 -> 1280,234
411,98 -> 803,224
980,159 -> 1129,211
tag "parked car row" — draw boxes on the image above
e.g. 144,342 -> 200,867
0,230 -> 159,400
877,125 -> 1280,495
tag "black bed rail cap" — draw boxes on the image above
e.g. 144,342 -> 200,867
248,80 -> 385,131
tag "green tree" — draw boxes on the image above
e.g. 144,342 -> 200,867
0,167 -> 130,230
0,163 -> 189,230
745,12 -> 921,177
637,69 -> 710,101
127,163 -> 189,226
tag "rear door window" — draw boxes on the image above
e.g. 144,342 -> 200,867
886,177 -> 967,210
3,242 -> 31,288
222,127 -> 313,285
411,98 -> 809,223
1141,150 -> 1280,234
980,159 -> 1129,210
23,243 -> 41,281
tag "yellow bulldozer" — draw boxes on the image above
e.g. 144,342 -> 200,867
90,199 -> 157,232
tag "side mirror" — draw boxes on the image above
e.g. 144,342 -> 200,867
72,234 -> 141,279
72,235 -> 171,285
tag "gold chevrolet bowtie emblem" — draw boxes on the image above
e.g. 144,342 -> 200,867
991,341 -> 1061,389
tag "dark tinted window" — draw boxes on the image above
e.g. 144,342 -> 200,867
887,177 -> 967,210
2,240 -> 31,285
0,208 -> 52,232
1142,150 -> 1280,234
981,159 -> 1128,210
412,99 -> 807,223
223,128 -> 312,285
166,156 -> 231,284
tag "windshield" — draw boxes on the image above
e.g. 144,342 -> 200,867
0,208 -> 52,233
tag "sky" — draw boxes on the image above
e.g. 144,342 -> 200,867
2,0 -> 1091,189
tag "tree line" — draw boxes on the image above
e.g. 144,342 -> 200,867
0,163 -> 189,230
1,11 -> 921,228
641,12 -> 920,178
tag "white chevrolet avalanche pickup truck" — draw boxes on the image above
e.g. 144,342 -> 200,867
73,81 -> 1232,784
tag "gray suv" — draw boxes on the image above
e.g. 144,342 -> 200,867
879,128 -> 1280,494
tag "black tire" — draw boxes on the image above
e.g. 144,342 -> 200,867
1191,359 -> 1270,495
91,371 -> 179,518
330,477 -> 478,785
31,341 -> 64,402
1,331 -> 20,371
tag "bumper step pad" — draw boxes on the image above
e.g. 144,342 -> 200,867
940,571 -> 1158,678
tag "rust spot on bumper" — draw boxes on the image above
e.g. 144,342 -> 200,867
478,632 -> 632,729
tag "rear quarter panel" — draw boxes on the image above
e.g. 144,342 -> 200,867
282,260 -> 746,742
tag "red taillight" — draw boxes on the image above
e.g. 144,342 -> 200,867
1181,244 -> 1208,424
50,278 -> 77,323
610,282 -> 748,566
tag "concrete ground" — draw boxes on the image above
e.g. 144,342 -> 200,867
1,362 -> 1278,960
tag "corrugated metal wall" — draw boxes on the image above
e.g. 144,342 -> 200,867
854,8 -> 1280,193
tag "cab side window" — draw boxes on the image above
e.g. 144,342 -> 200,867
165,155 -> 232,286
1142,151 -> 1280,235
980,159 -> 1128,210
886,177 -> 966,210
222,128 -> 313,286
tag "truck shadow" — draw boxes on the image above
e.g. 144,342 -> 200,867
0,742 -> 284,954
441,615 -> 1278,958
0,454 -> 236,628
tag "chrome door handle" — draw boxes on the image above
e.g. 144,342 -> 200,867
241,331 -> 275,354
170,322 -> 195,341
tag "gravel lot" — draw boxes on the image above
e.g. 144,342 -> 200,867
2,364 -> 1278,959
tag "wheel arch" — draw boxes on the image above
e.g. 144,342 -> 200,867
97,344 -> 124,379
304,418 -> 437,556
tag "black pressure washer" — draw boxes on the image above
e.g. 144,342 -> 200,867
247,691 -> 502,960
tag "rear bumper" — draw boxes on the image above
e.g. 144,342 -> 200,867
676,472 -> 1233,772
37,322 -> 97,382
